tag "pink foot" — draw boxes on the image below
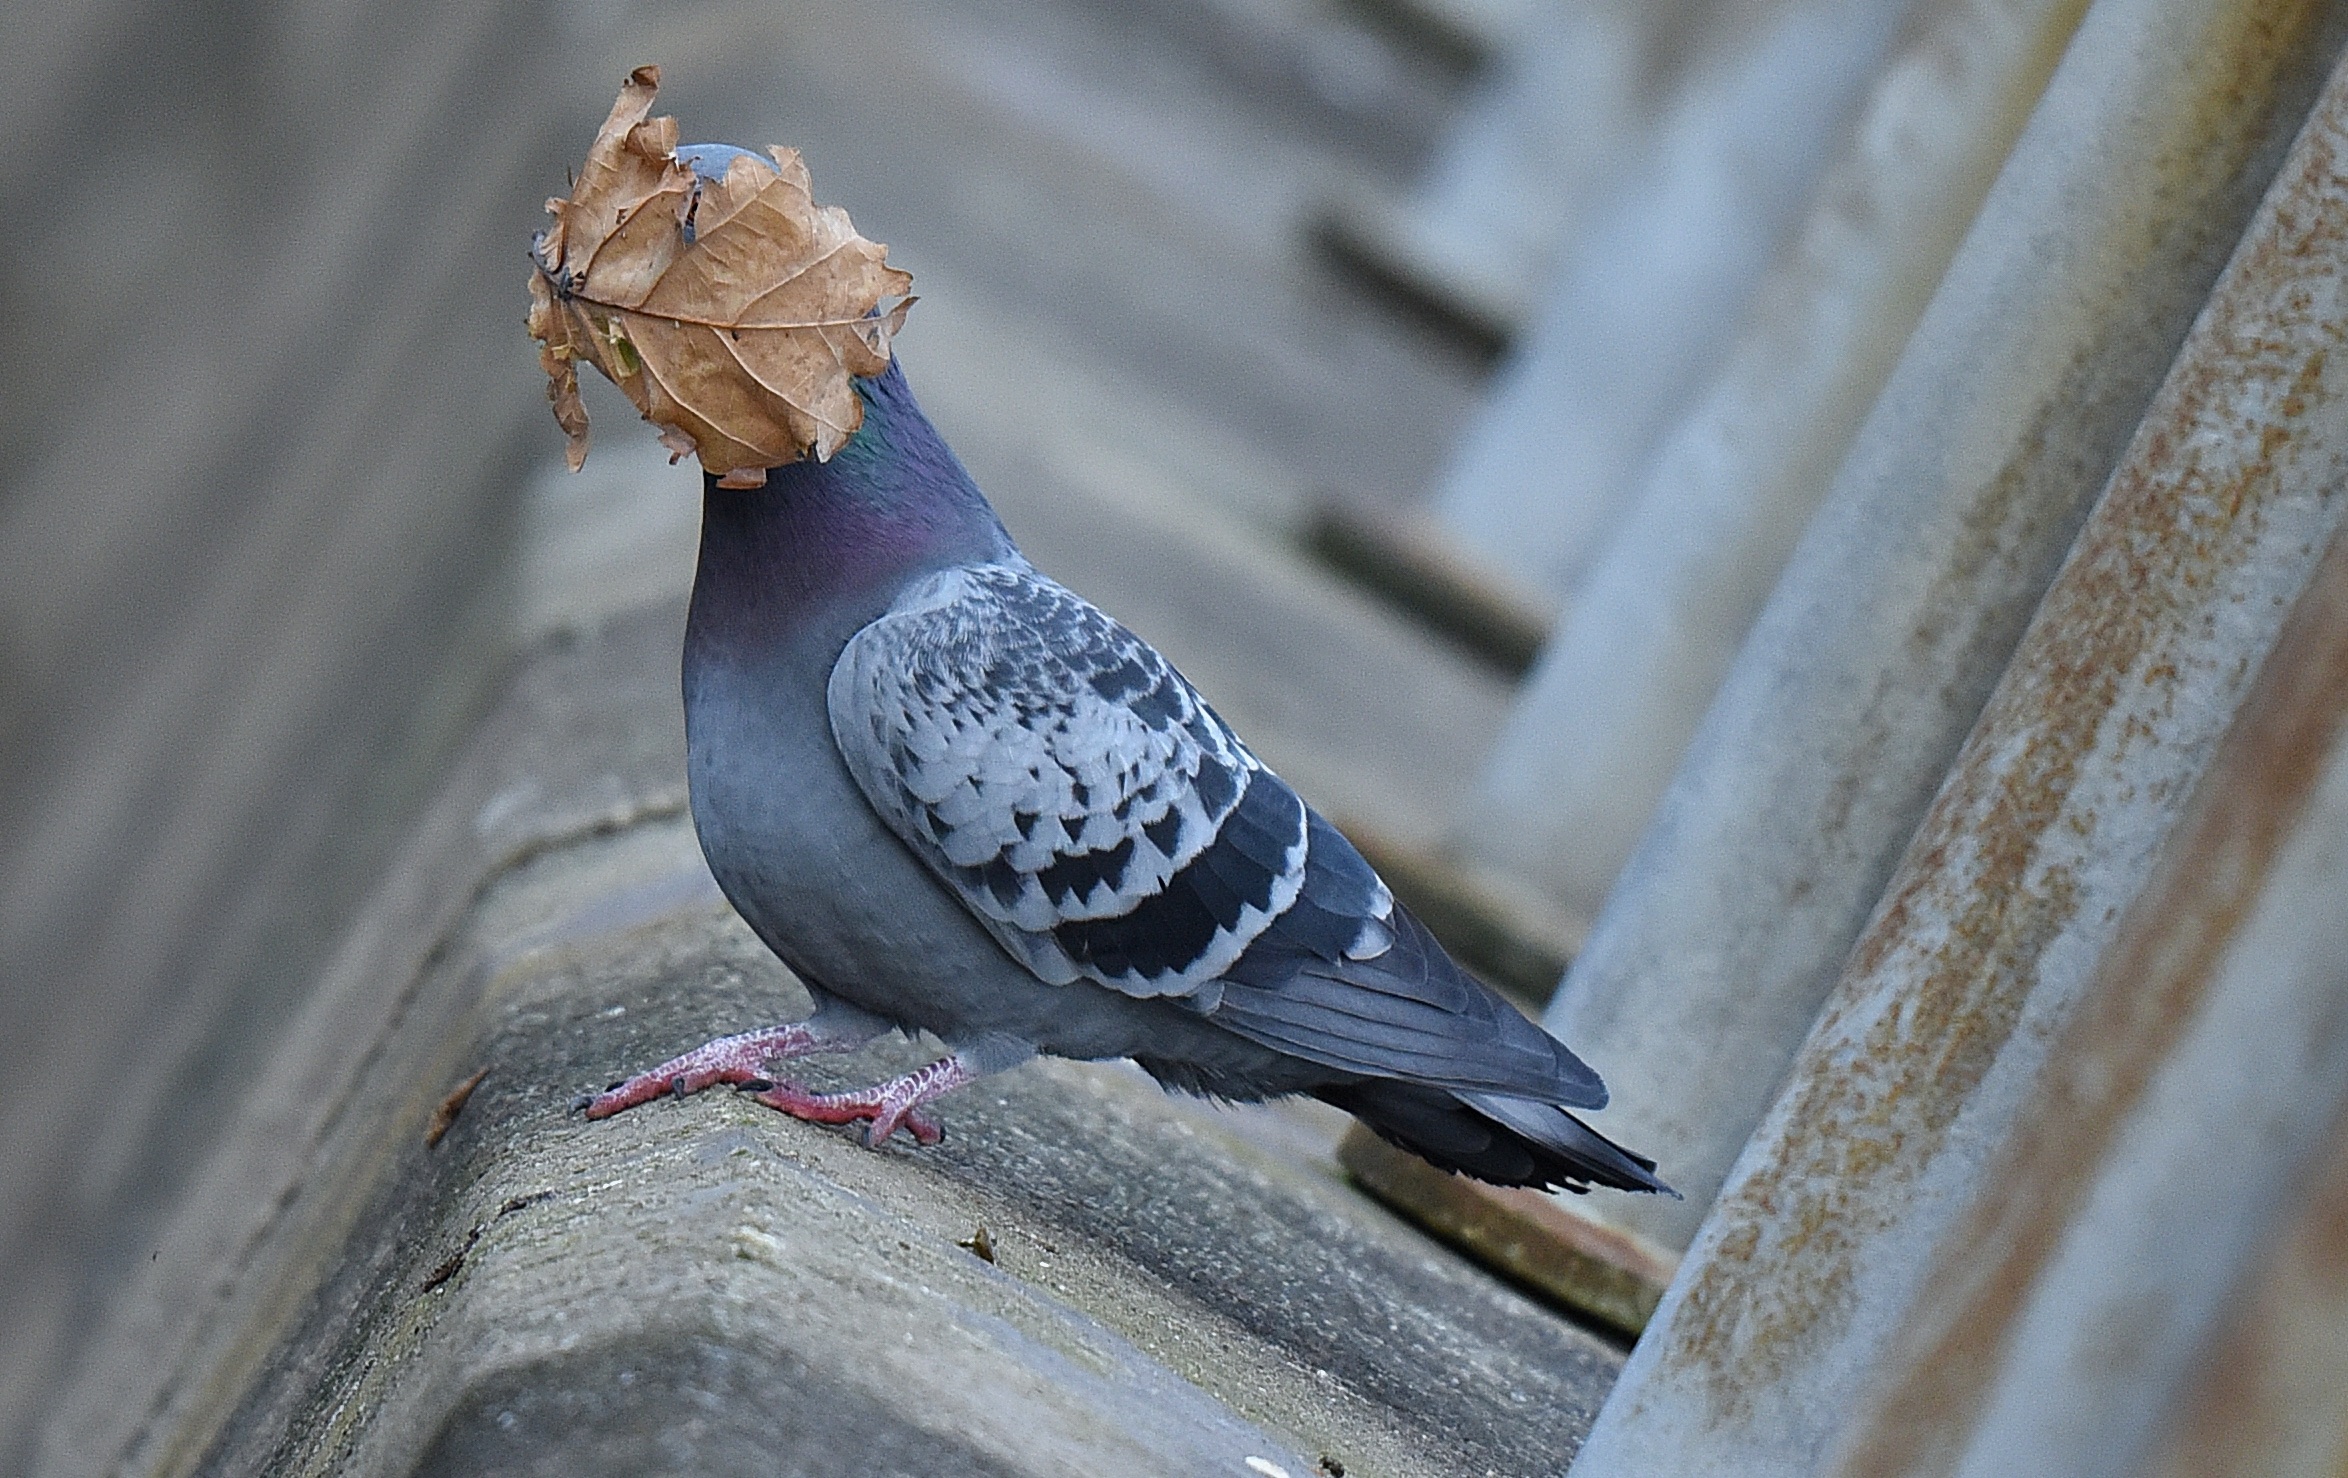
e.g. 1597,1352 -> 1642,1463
743,1055 -> 978,1147
579,1023 -> 848,1119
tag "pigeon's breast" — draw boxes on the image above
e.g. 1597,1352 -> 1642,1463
682,634 -> 1187,1061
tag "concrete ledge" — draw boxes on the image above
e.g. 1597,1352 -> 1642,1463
1340,1128 -> 1675,1339
45,604 -> 1625,1478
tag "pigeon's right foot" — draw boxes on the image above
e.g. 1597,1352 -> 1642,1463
741,1053 -> 980,1146
581,1023 -> 852,1119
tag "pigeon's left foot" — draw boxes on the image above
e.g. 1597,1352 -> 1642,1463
579,1017 -> 879,1120
742,1053 -> 980,1147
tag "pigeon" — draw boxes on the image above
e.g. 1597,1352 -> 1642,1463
580,167 -> 1667,1196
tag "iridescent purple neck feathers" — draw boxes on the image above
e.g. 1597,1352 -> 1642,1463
689,359 -> 1018,656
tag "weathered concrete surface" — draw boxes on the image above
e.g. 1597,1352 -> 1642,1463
31,607 -> 694,1478
1823,532 -> 2348,1478
0,1 -> 578,1467
43,608 -> 1626,1478
641,0 -> 1489,533
1568,32 -> 2348,1477
1314,0 -> 1703,342
1461,0 -> 2092,927
1540,0 -> 2348,1254
2142,1064 -> 2348,1478
212,822 -> 1323,1478
1426,0 -> 1925,603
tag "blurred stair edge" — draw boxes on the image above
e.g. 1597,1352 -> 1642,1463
1340,1125 -> 1678,1340
1310,203 -> 1522,368
1304,494 -> 1552,678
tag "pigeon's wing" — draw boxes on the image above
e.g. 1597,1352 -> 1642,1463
1208,809 -> 1608,1105
832,562 -> 1602,1107
829,562 -> 1326,1001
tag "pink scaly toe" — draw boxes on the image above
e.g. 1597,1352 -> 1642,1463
579,1023 -> 846,1119
741,1054 -> 978,1146
743,1080 -> 945,1145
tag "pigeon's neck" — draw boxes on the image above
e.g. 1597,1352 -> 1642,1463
687,361 -> 1016,661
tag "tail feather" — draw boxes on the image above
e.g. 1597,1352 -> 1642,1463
1319,1079 -> 1676,1195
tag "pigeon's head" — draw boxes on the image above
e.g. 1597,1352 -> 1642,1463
674,142 -> 913,455
531,69 -> 916,481
674,142 -> 770,186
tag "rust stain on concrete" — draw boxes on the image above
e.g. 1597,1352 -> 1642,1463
1797,0 -> 2346,957
1650,23 -> 2348,1442
2145,1070 -> 2348,1477
1839,525 -> 2348,1478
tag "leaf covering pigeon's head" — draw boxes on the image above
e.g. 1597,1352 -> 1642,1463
527,65 -> 913,487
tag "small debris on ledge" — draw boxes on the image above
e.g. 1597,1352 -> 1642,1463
425,1066 -> 492,1147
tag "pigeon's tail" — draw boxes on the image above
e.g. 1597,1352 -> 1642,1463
1317,1079 -> 1676,1196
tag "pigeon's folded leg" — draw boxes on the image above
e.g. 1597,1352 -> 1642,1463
578,998 -> 889,1119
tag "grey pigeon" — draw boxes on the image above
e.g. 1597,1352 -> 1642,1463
581,156 -> 1668,1196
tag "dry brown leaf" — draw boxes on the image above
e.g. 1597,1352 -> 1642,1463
526,65 -> 913,487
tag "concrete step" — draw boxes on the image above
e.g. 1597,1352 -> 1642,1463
43,608 -> 1627,1478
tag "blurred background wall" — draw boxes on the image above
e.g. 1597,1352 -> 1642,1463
0,0 -> 1511,1467
15,0 -> 2346,1472
0,0 -> 574,1463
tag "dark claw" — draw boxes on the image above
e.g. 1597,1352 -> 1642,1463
569,1094 -> 593,1114
737,1077 -> 774,1093
670,1075 -> 688,1100
606,1080 -> 625,1092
